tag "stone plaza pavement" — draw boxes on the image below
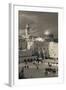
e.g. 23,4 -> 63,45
19,59 -> 58,78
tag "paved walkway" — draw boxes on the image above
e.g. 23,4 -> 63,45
19,59 -> 58,78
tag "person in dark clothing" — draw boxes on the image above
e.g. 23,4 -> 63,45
19,67 -> 24,79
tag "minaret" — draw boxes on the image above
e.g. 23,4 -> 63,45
25,24 -> 30,49
25,24 -> 30,36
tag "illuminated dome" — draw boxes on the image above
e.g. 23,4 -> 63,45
44,31 -> 50,35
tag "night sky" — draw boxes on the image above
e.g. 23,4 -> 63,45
19,11 -> 58,39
